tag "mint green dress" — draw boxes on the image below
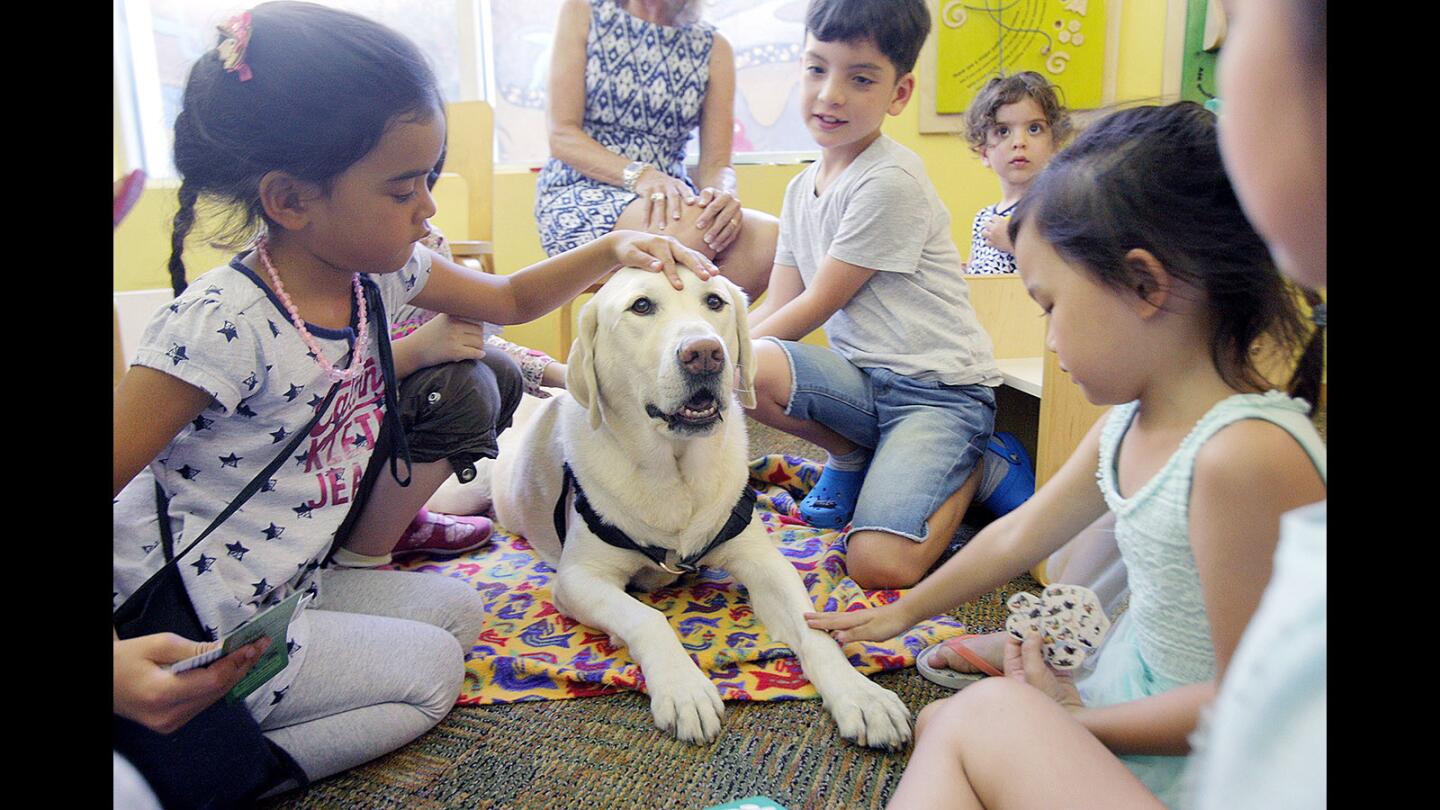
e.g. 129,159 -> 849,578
1076,391 -> 1327,806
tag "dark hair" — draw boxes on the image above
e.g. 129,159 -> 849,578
167,1 -> 443,296
1009,102 -> 1323,413
804,0 -> 931,76
963,71 -> 1072,154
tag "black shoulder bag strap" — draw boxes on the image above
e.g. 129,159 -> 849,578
366,275 -> 412,488
113,379 -> 340,640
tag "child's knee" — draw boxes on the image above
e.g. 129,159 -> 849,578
413,628 -> 467,722
846,557 -> 923,590
914,681 -> 1022,747
426,573 -> 488,651
914,692 -> 970,741
400,356 -> 523,476
477,350 -> 524,430
749,340 -> 792,413
845,534 -> 929,589
443,355 -> 520,424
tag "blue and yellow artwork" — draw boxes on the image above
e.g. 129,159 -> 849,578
934,0 -> 1106,115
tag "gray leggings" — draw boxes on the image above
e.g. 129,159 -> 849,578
259,567 -> 486,789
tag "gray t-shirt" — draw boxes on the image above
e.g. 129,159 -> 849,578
775,135 -> 1001,386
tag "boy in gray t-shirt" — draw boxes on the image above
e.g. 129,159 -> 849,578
747,0 -> 1032,589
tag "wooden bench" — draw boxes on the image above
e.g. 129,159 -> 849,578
965,274 -> 1107,488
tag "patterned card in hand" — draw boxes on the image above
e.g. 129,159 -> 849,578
1005,584 -> 1111,670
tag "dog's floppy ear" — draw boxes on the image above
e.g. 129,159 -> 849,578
565,298 -> 604,429
723,278 -> 757,409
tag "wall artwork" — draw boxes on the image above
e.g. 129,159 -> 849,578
933,0 -> 1107,115
1179,0 -> 1224,108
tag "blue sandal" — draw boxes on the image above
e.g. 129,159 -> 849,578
976,432 -> 1036,517
798,465 -> 867,529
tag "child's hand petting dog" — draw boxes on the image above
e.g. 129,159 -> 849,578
804,600 -> 915,645
608,229 -> 717,289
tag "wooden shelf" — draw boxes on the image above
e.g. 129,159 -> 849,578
996,356 -> 1044,397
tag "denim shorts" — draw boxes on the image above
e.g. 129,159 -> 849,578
765,338 -> 996,542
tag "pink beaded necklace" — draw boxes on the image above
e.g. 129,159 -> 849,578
257,237 -> 369,383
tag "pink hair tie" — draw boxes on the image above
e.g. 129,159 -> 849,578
217,11 -> 253,81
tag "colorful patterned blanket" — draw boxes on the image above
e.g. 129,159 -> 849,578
392,455 -> 969,704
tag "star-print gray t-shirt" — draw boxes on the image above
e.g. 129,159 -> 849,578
113,245 -> 431,722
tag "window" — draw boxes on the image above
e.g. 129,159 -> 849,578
489,0 -> 813,166
114,0 -> 478,177
114,0 -> 813,176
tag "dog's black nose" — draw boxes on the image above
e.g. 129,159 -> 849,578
677,337 -> 724,375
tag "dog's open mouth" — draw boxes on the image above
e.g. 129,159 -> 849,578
646,390 -> 723,431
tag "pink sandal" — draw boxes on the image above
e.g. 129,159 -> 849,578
916,634 -> 1003,689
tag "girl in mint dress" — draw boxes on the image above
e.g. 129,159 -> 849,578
1077,391 -> 1324,803
804,101 -> 1327,809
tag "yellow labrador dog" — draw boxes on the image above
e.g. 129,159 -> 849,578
492,267 -> 911,748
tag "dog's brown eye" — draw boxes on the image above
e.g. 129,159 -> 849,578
629,297 -> 655,315
705,293 -> 725,311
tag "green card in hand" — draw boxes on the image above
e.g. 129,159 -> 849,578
222,588 -> 311,703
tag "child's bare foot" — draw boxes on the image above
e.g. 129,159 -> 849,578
926,631 -> 1007,675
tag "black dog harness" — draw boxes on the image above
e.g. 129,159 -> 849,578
552,462 -> 758,575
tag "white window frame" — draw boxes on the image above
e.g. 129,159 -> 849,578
115,0 -> 171,176
114,0 -> 815,176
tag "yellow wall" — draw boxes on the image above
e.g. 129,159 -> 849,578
115,0 -> 1167,360
112,174 -> 471,294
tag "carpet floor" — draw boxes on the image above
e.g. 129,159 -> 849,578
262,417 -> 1038,809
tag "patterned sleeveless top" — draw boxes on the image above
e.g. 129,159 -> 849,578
534,0 -> 715,256
1096,391 -> 1327,686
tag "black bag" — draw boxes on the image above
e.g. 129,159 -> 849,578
113,277 -> 399,809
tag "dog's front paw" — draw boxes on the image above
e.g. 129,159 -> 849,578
647,663 -> 726,745
825,677 -> 912,751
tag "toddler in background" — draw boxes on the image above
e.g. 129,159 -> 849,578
961,71 -> 1071,275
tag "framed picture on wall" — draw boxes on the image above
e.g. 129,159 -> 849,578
919,0 -> 1124,134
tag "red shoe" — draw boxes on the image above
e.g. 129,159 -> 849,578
393,509 -> 494,558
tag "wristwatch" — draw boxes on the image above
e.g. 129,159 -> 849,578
621,160 -> 649,193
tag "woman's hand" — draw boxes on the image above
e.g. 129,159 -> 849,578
804,601 -> 916,645
692,187 -> 743,253
631,167 -> 697,232
403,314 -> 489,369
1003,634 -> 1085,713
114,632 -> 270,734
608,230 -> 717,289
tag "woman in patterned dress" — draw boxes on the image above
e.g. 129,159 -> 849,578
537,0 -> 778,298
